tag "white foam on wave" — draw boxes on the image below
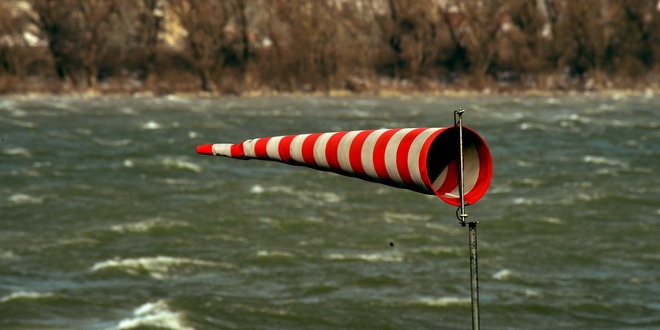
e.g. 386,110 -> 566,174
0,249 -> 16,259
492,269 -> 515,281
3,147 -> 32,157
583,155 -> 629,168
90,256 -> 219,279
162,157 -> 202,173
325,252 -> 403,262
111,218 -> 189,233
512,197 -> 541,206
115,299 -> 193,330
524,289 -> 542,298
0,291 -> 54,303
540,217 -> 564,225
251,185 -> 343,204
142,120 -> 161,130
8,193 -> 43,205
256,250 -> 295,258
410,296 -> 470,307
2,117 -> 36,128
519,122 -> 551,131
250,184 -> 265,194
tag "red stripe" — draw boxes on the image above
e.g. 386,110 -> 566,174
301,133 -> 322,165
231,143 -> 245,159
396,128 -> 426,185
372,129 -> 400,180
348,130 -> 374,176
254,138 -> 270,158
466,137 -> 493,205
278,135 -> 296,163
325,132 -> 348,170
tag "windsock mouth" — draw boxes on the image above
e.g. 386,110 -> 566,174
422,126 -> 493,206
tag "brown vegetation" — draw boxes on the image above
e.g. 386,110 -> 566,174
1,0 -> 659,95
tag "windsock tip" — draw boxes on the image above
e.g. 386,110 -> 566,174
196,144 -> 214,155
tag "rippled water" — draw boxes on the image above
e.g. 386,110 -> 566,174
1,94 -> 658,329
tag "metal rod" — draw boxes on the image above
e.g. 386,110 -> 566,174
454,108 -> 480,329
468,221 -> 480,329
456,108 -> 466,226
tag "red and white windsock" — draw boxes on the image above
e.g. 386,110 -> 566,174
197,127 -> 493,206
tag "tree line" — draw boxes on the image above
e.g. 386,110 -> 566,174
1,0 -> 659,94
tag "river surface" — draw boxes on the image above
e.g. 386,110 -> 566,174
1,94 -> 658,329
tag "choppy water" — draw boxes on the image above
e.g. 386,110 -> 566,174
1,94 -> 658,329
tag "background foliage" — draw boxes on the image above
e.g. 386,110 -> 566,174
1,0 -> 659,94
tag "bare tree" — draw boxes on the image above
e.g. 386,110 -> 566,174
134,0 -> 166,87
605,0 -> 660,80
169,0 -> 235,92
30,0 -> 119,89
30,0 -> 78,86
372,0 -> 450,80
76,0 -> 119,88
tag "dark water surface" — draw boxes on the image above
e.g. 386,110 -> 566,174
1,95 -> 658,329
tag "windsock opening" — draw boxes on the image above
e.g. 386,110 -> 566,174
422,126 -> 493,206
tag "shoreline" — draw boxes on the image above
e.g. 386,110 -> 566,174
2,87 -> 657,99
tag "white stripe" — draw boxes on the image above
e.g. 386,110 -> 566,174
408,128 -> 440,192
384,128 -> 414,184
337,130 -> 361,173
243,138 -> 259,158
289,134 -> 310,164
313,133 -> 335,168
212,143 -> 232,157
361,129 -> 388,180
266,136 -> 284,160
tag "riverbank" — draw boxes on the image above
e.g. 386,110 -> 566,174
3,86 -> 657,99
3,76 -> 659,99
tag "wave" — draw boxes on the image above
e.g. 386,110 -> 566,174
90,256 -> 221,279
110,218 -> 189,234
250,184 -> 343,204
583,155 -> 629,168
0,249 -> 16,259
8,193 -> 44,205
162,157 -> 202,173
92,137 -> 132,146
255,250 -> 295,258
115,299 -> 194,330
409,296 -> 470,307
0,117 -> 36,128
383,212 -> 432,223
141,120 -> 161,130
492,269 -> 515,281
2,147 -> 32,157
325,252 -> 403,263
0,291 -> 54,303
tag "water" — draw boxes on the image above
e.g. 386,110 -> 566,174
1,94 -> 658,329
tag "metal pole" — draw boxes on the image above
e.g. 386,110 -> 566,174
454,108 -> 480,330
468,221 -> 480,329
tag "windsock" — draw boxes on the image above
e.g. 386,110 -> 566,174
197,127 -> 492,206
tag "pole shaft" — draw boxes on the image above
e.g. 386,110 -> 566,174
469,221 -> 480,330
